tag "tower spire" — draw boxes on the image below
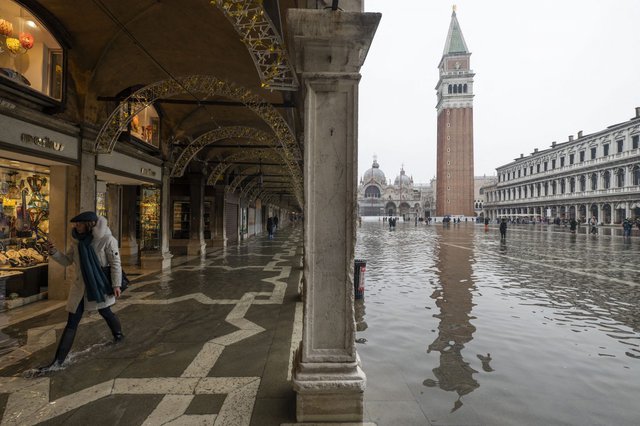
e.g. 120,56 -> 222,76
443,6 -> 468,55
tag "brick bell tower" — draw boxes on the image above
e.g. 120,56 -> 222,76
435,6 -> 475,217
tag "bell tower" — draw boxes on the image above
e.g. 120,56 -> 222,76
435,6 -> 475,217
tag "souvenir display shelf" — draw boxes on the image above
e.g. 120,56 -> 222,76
0,167 -> 50,301
140,187 -> 160,250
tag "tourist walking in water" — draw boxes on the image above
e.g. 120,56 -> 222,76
589,216 -> 598,234
623,218 -> 633,238
267,217 -> 274,239
40,211 -> 124,372
569,217 -> 578,234
499,218 -> 508,240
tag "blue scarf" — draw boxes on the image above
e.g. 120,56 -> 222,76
73,229 -> 109,303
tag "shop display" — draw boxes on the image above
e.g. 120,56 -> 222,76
140,187 -> 160,250
173,201 -> 190,239
0,168 -> 49,240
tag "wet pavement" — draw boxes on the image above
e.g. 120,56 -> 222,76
356,219 -> 640,426
2,220 -> 639,425
0,227 -> 303,425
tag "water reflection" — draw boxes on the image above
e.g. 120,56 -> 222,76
423,226 -> 491,412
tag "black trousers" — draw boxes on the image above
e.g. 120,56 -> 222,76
66,299 -> 121,335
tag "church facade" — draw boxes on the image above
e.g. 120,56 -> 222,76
358,158 -> 431,219
435,8 -> 475,216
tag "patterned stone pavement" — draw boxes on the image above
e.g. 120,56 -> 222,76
0,227 -> 303,425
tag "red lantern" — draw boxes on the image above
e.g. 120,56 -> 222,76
19,32 -> 34,50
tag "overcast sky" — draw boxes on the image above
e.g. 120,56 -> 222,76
358,0 -> 640,184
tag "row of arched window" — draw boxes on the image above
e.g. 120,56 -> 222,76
447,84 -> 468,94
487,165 -> 640,202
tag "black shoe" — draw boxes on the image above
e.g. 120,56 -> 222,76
113,332 -> 125,343
35,360 -> 63,375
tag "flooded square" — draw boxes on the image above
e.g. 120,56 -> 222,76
356,219 -> 640,425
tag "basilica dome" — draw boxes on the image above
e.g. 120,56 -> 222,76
362,158 -> 386,185
394,167 -> 413,186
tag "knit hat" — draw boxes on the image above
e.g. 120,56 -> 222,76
70,211 -> 98,223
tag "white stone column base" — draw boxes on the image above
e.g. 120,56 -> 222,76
293,357 -> 366,422
120,240 -> 139,266
140,251 -> 173,270
186,240 -> 206,256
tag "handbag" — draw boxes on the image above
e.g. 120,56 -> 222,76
102,266 -> 130,293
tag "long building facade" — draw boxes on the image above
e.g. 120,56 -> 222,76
435,8 -> 475,217
483,108 -> 640,224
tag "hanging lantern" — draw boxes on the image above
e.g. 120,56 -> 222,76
19,32 -> 34,50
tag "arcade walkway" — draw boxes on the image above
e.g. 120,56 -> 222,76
0,227 -> 303,425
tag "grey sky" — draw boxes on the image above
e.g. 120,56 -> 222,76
358,0 -> 640,184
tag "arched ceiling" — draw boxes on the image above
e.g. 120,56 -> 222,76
31,0 -> 302,209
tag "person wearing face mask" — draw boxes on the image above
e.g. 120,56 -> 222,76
39,211 -> 124,372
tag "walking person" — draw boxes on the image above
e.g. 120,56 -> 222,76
267,217 -> 274,239
589,216 -> 598,234
623,218 -> 633,239
569,217 -> 578,234
484,217 -> 490,232
40,211 -> 124,372
499,218 -> 508,240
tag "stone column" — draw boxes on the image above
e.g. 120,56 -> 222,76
106,184 -> 121,243
48,165 -> 79,300
597,203 -> 603,224
187,171 -> 206,256
79,138 -> 96,213
212,186 -> 226,246
625,201 -> 631,219
288,7 -> 380,422
120,186 -> 139,266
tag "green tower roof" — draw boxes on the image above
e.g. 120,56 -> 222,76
443,10 -> 469,55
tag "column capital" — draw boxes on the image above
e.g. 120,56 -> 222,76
287,9 -> 380,75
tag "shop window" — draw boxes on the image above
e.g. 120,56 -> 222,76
121,102 -> 160,148
0,161 -> 51,300
172,201 -> 190,239
0,1 -> 64,100
140,187 -> 160,250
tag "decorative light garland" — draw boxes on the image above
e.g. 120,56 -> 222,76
94,75 -> 303,206
171,126 -> 276,178
212,0 -> 298,91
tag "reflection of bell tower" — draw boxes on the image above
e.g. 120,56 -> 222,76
424,227 -> 483,411
435,6 -> 475,216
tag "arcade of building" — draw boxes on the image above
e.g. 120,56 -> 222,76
0,0 -> 381,421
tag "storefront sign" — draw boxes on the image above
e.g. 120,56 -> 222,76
140,167 -> 157,177
0,98 -> 16,110
21,133 -> 64,152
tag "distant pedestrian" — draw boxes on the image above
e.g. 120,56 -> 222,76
499,218 -> 507,240
589,216 -> 598,234
569,217 -> 578,233
484,217 -> 489,232
623,218 -> 633,238
267,217 -> 274,239
273,216 -> 279,233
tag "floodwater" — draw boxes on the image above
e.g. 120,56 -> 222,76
355,219 -> 640,426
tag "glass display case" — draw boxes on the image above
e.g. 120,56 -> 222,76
140,187 -> 160,250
